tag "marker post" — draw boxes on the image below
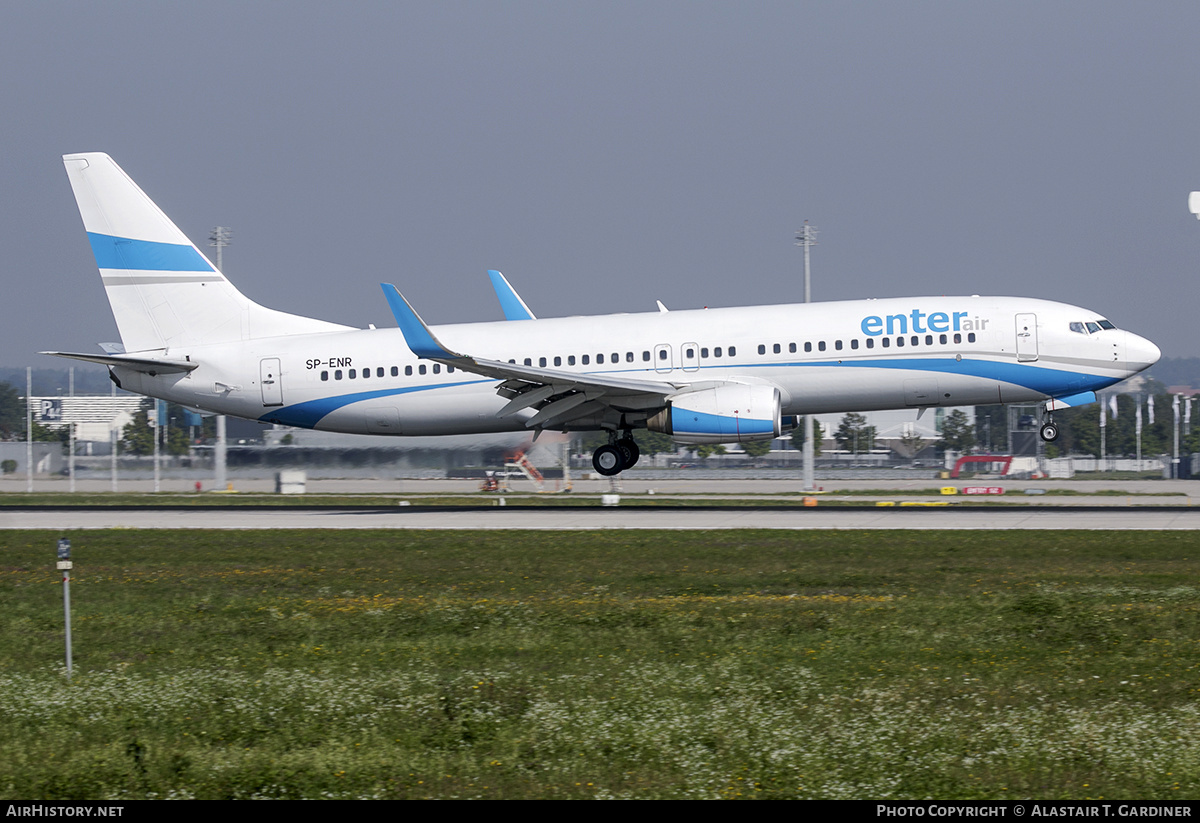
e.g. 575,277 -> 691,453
56,538 -> 72,679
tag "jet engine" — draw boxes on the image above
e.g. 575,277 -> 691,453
647,383 -> 781,444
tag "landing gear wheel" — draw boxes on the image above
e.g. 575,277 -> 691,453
1040,423 -> 1059,442
593,444 -> 624,476
617,438 -> 640,470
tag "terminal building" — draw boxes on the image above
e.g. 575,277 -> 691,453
26,395 -> 145,452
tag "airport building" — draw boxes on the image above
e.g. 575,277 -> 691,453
25,394 -> 144,451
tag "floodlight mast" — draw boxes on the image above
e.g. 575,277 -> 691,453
209,226 -> 232,271
1182,193 -> 1200,476
795,221 -> 817,302
208,227 -> 233,491
795,222 -> 818,492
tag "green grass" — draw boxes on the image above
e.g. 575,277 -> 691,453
2,529 -> 1200,799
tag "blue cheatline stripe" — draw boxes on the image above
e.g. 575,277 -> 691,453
695,356 -> 1116,398
87,232 -> 213,273
565,356 -> 1114,399
259,356 -> 1115,430
811,357 -> 1111,397
258,380 -> 490,428
488,270 -> 535,321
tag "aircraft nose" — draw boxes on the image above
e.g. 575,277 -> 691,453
1124,331 -> 1161,371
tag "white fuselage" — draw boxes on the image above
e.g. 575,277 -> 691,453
110,295 -> 1159,437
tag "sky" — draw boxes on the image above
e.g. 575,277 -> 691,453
6,1 -> 1200,370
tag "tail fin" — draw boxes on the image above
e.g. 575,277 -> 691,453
63,153 -> 349,352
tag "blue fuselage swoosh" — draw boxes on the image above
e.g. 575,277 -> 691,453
259,380 -> 490,428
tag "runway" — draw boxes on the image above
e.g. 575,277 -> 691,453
4,505 -> 1200,530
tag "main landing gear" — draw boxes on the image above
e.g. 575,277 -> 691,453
592,432 -> 640,476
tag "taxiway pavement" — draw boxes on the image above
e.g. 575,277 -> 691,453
4,505 -> 1200,530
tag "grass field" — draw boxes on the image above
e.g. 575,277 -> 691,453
2,529 -> 1199,799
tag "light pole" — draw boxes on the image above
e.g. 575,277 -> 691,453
25,367 -> 32,493
1136,395 -> 1143,469
795,222 -> 818,491
209,227 -> 232,491
1100,395 -> 1107,471
209,226 -> 232,272
1174,394 -> 1181,478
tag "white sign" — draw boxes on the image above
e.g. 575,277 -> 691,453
39,399 -> 62,422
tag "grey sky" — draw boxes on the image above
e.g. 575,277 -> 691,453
6,1 -> 1200,369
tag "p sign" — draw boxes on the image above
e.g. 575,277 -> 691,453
39,399 -> 62,422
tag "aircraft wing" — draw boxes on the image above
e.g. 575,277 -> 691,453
382,284 -> 676,429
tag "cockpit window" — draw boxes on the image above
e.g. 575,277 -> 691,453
1072,318 -> 1117,334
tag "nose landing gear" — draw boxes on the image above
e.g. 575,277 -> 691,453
1039,403 -> 1059,442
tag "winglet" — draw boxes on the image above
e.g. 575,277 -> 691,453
488,270 -> 537,321
381,284 -> 458,359
1046,391 -> 1097,411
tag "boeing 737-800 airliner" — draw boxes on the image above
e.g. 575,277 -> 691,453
45,154 -> 1161,476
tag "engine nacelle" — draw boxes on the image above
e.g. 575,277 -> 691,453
647,383 -> 781,444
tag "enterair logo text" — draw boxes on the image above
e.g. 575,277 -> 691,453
860,309 -> 990,336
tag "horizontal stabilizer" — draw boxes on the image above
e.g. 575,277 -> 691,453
40,350 -> 198,375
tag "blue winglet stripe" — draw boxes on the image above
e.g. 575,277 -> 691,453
87,232 -> 213,272
1051,390 -> 1097,407
381,284 -> 452,359
488,270 -> 535,321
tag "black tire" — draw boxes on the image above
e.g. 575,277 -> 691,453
593,444 -> 625,476
1040,423 -> 1059,442
617,438 -> 640,469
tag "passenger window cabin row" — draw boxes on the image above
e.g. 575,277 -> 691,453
319,332 -> 978,381
321,363 -> 457,381
504,348 -> 738,367
756,332 -> 976,355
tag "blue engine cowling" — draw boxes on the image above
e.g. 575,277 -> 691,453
647,383 -> 781,444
